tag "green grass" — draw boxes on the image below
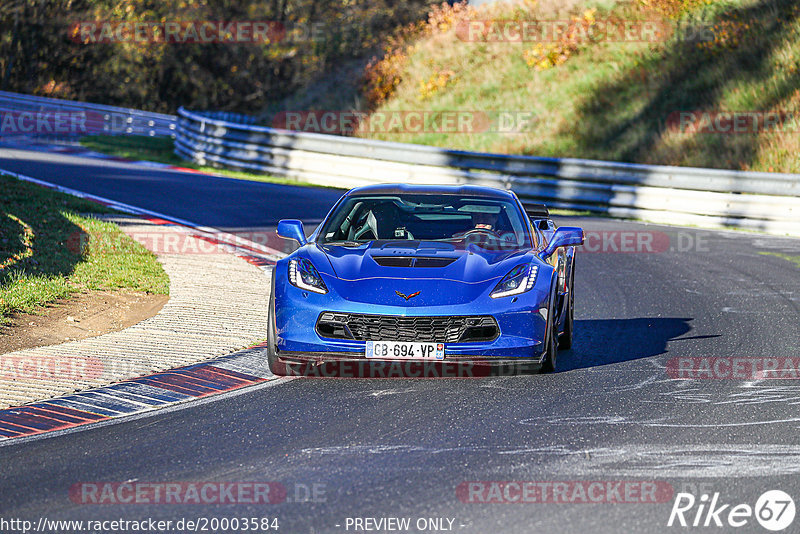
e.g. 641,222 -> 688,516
549,208 -> 599,217
0,174 -> 169,325
80,135 -> 335,189
759,251 -> 800,268
348,0 -> 800,173
81,135 -> 177,163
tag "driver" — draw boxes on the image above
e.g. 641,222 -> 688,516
452,209 -> 502,242
472,210 -> 499,231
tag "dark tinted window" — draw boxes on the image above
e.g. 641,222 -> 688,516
318,194 -> 532,250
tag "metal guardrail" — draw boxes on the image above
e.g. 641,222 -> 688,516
7,92 -> 793,235
0,91 -> 176,138
175,107 -> 800,236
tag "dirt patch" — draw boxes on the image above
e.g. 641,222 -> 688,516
0,291 -> 169,355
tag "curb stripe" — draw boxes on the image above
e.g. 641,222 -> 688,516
38,402 -> 107,421
0,345 -> 277,445
0,412 -> 70,431
0,358 -> 268,442
97,387 -> 171,406
0,423 -> 31,436
17,407 -> 88,425
65,393 -> 142,414
139,375 -> 222,395
131,377 -> 210,398
203,365 -> 267,382
163,371 -> 240,391
1,422 -> 44,433
180,368 -> 251,388
47,398 -> 122,417
29,405 -> 101,423
106,383 -> 190,403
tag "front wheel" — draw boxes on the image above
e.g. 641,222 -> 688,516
267,280 -> 285,376
540,284 -> 559,373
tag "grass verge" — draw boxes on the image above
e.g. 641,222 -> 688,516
759,252 -> 800,268
80,135 -> 334,189
0,174 -> 169,325
347,0 -> 800,173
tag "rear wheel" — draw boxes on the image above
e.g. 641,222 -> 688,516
558,268 -> 575,350
540,283 -> 559,373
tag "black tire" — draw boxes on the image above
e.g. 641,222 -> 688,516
558,267 -> 575,350
540,283 -> 559,373
267,278 -> 285,376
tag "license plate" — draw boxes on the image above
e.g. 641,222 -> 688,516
365,341 -> 444,360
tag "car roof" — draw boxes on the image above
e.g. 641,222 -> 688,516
345,183 -> 518,201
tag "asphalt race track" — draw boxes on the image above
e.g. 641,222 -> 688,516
0,146 -> 344,228
2,146 -> 800,533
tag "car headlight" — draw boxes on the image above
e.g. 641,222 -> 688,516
288,258 -> 328,294
490,263 -> 538,298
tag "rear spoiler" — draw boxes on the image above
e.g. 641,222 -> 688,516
524,203 -> 550,219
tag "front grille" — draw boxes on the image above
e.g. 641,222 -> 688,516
316,313 -> 499,343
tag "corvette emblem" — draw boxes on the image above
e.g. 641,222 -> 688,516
395,290 -> 421,301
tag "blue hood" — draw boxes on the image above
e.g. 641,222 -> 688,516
301,241 -> 533,307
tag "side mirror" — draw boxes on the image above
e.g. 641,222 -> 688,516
277,219 -> 307,245
540,227 -> 584,258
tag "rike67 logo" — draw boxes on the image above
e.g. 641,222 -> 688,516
668,490 -> 795,531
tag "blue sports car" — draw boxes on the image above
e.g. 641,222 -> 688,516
268,184 -> 584,376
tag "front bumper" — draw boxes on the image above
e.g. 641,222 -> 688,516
274,265 -> 551,361
275,351 -> 544,378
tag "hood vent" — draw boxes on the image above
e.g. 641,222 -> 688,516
372,256 -> 457,268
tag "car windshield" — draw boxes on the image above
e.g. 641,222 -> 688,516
317,194 -> 532,250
